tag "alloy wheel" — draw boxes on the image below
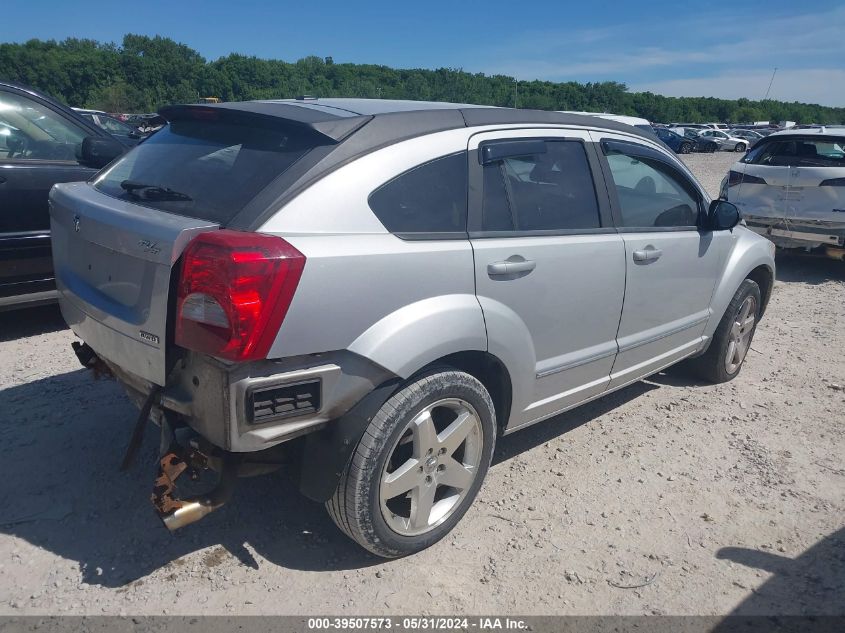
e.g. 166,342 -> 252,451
379,398 -> 483,536
725,295 -> 757,374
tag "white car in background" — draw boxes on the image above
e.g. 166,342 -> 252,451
698,129 -> 750,152
559,111 -> 655,135
721,126 -> 845,259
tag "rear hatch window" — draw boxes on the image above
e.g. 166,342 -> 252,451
93,109 -> 329,224
743,137 -> 845,168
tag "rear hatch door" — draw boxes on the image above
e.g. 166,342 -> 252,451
730,138 -> 793,220
51,182 -> 216,385
784,135 -> 845,223
50,104 -> 354,385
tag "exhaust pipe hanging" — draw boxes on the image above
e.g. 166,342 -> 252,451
151,445 -> 239,531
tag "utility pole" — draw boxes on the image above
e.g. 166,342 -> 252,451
763,67 -> 777,101
514,79 -> 518,109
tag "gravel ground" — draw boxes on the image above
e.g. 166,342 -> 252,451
0,152 -> 843,617
681,151 -> 737,198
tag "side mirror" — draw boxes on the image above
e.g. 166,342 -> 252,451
708,200 -> 741,231
79,135 -> 126,168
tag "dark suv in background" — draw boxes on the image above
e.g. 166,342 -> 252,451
0,81 -> 126,310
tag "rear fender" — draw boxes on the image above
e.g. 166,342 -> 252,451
472,297 -> 536,428
347,294 -> 487,379
298,294 -> 487,500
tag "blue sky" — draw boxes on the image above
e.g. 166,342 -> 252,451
4,0 -> 844,106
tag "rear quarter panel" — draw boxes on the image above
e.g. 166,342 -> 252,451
259,129 -> 488,378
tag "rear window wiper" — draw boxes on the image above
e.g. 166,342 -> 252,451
120,180 -> 193,202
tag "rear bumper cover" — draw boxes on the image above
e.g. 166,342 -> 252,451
743,214 -> 845,250
103,349 -> 392,453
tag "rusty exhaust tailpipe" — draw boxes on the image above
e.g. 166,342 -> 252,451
151,449 -> 239,531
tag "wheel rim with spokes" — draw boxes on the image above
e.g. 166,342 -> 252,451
379,398 -> 483,537
725,295 -> 757,374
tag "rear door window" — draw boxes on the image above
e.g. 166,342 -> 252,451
368,152 -> 467,237
94,113 -> 328,224
480,140 -> 601,232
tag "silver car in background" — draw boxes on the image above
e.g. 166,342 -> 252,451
49,99 -> 775,557
729,128 -> 765,146
697,128 -> 750,152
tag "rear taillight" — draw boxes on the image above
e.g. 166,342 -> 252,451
728,170 -> 767,187
727,170 -> 743,187
742,173 -> 767,185
175,230 -> 305,362
820,177 -> 845,187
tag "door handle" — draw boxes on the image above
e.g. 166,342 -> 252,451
487,258 -> 536,276
632,247 -> 663,263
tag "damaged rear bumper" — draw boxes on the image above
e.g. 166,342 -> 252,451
70,340 -> 393,530
744,214 -> 845,259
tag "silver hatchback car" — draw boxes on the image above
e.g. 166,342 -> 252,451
50,99 -> 775,557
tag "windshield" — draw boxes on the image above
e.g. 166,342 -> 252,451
94,114 -> 327,223
742,137 -> 845,167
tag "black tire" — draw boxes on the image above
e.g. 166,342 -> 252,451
688,279 -> 761,383
680,142 -> 693,154
326,367 -> 496,558
735,142 -> 747,152
708,143 -> 717,153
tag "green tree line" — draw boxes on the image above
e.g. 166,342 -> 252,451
2,35 -> 843,124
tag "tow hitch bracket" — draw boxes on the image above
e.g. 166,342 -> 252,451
71,341 -> 112,378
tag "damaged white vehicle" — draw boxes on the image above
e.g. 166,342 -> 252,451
721,127 -> 845,260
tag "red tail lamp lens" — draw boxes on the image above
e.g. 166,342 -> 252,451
175,230 -> 305,361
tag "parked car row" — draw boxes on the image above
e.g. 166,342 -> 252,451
562,113 -> 719,155
695,129 -> 750,152
653,126 -> 716,153
71,108 -> 148,146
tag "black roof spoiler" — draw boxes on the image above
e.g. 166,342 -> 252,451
159,101 -> 657,146
158,103 -> 373,143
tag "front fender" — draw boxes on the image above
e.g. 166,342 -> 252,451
347,294 -> 487,379
704,227 -> 775,341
